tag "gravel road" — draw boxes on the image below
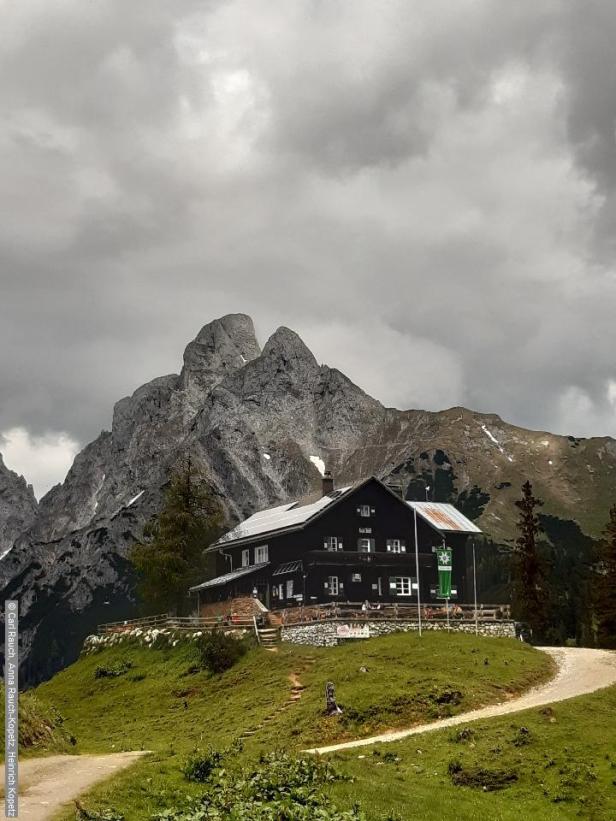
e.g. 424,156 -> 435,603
14,751 -> 148,820
11,648 -> 616,816
305,647 -> 616,755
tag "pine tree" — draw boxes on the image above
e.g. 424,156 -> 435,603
592,504 -> 616,649
130,458 -> 224,614
511,480 -> 549,641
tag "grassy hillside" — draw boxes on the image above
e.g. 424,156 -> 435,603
31,631 -> 553,819
326,684 -> 616,820
0,683 -> 74,759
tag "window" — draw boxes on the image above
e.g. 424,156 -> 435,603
358,504 -> 372,517
390,576 -> 413,596
352,572 -> 362,582
255,545 -> 268,563
377,577 -> 383,596
324,536 -> 340,551
386,539 -> 406,553
286,579 -> 294,598
357,537 -> 375,553
241,549 -> 250,567
326,575 -> 339,596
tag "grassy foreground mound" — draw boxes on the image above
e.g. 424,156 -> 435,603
0,683 -> 75,759
325,684 -> 616,821
34,631 -> 552,819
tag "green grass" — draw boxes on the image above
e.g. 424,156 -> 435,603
324,685 -> 616,820
29,631 -> 553,819
0,683 -> 74,760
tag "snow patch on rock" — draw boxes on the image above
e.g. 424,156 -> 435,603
127,490 -> 144,507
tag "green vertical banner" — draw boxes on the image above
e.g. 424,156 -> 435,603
437,547 -> 452,598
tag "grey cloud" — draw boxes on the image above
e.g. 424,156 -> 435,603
1,0 -> 616,475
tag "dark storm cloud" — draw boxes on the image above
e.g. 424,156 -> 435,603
2,0 -> 616,494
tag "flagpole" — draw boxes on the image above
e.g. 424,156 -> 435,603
472,540 -> 478,636
414,506 -> 422,637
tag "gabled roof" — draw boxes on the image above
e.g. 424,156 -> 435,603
208,483 -> 355,549
407,502 -> 482,534
208,477 -> 481,551
189,562 -> 269,592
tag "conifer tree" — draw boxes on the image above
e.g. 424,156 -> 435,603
592,504 -> 616,648
130,458 -> 224,614
511,480 -> 549,641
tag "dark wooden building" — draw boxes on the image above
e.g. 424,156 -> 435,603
190,475 -> 481,611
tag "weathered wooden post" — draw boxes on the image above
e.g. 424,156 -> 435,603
325,681 -> 343,715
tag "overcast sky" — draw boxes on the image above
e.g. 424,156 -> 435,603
2,1 -> 616,498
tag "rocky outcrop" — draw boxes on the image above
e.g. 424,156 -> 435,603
0,455 -> 37,559
2,311 -> 616,684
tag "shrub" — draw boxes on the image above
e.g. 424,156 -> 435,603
182,748 -> 223,783
153,751 -> 361,820
197,630 -> 247,674
94,661 -> 133,679
75,802 -> 125,820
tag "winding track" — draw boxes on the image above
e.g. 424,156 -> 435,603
13,750 -> 148,820
11,648 -> 616,817
305,647 -> 616,755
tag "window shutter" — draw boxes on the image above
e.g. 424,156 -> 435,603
339,540 -> 343,549
389,579 -> 397,589
324,580 -> 329,589
323,540 -> 328,549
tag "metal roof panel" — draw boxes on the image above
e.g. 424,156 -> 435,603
406,501 -> 482,534
215,486 -> 353,545
189,562 -> 270,591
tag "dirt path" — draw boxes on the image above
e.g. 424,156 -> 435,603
305,647 -> 616,755
14,751 -> 149,820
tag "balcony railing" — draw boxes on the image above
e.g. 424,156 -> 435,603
305,549 -> 427,566
274,601 -> 511,625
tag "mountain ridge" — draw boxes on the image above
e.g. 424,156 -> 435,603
1,312 -> 615,682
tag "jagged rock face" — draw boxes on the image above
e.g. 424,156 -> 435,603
3,311 -> 616,684
180,313 -> 262,411
0,455 -> 37,558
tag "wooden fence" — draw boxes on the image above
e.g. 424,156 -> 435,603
98,613 -> 258,634
275,601 -> 511,626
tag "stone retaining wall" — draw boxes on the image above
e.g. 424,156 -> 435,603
280,619 -> 517,647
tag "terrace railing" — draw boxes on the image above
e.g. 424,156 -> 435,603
275,601 -> 511,625
98,612 -> 257,634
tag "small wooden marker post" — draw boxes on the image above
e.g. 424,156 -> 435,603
325,681 -> 342,715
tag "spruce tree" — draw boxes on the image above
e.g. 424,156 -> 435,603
593,504 -> 616,649
511,480 -> 549,641
130,458 -> 224,614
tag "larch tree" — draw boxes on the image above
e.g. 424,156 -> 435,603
511,480 -> 549,642
130,458 -> 224,615
592,504 -> 616,649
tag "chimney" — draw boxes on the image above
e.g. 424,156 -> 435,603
322,469 -> 334,496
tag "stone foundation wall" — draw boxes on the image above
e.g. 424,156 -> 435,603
280,619 -> 517,647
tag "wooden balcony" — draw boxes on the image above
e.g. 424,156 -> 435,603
305,549 -> 432,567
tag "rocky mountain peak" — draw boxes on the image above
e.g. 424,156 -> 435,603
180,313 -> 261,398
261,326 -> 319,372
0,453 -> 38,558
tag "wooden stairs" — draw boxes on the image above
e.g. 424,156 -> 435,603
237,665 -> 314,743
257,625 -> 280,649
